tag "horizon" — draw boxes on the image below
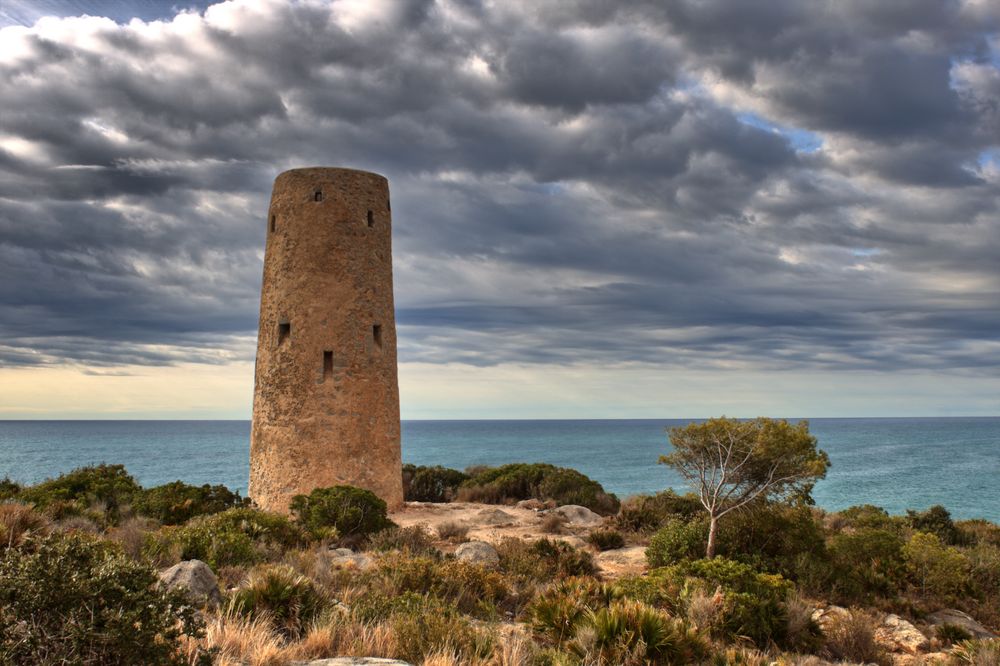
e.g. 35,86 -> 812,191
1,1 -> 999,419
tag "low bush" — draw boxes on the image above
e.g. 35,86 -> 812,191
528,577 -> 618,643
0,532 -> 210,665
907,505 -> 962,545
458,463 -> 619,515
435,520 -> 469,542
290,485 -> 394,540
0,502 -> 49,549
366,525 -> 438,556
614,490 -> 703,533
835,504 -> 904,532
0,478 -> 21,501
228,564 -> 326,637
903,531 -> 972,599
620,558 -> 793,648
936,623 -> 973,645
17,464 -> 141,523
951,638 -> 1000,665
402,464 -> 469,502
540,513 -> 567,534
133,480 -> 248,525
568,599 -> 709,665
144,507 -> 306,569
827,527 -> 906,602
587,528 -> 626,551
497,537 -> 598,584
821,610 -> 890,666
716,504 -> 828,578
646,518 -> 708,565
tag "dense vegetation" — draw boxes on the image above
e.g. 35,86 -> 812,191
1,463 -> 998,665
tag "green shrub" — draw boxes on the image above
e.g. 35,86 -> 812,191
615,490 -> 703,533
621,558 -> 793,648
402,464 -> 469,502
647,518 -> 708,566
715,504 -> 828,578
290,485 -> 394,540
144,507 -> 306,569
0,478 -> 21,501
0,533 -> 209,665
827,527 -> 906,602
17,464 -> 141,523
907,505 -> 961,545
835,504 -> 904,532
228,564 -> 325,637
133,480 -> 248,525
587,528 -> 626,551
903,531 -> 972,599
821,610 -> 890,666
459,463 -> 619,515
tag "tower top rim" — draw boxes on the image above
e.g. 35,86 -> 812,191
274,166 -> 387,182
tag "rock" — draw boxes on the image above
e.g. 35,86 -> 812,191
475,508 -> 516,526
291,657 -> 411,666
550,505 -> 603,526
926,609 -> 997,639
454,540 -> 500,567
810,605 -> 852,631
875,614 -> 929,655
329,550 -> 375,571
158,560 -> 222,609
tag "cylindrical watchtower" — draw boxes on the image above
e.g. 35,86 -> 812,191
249,167 -> 403,512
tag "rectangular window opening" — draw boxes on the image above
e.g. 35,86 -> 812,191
367,210 -> 374,227
314,190 -> 323,202
323,350 -> 333,380
270,215 -> 276,232
278,321 -> 290,345
372,324 -> 382,349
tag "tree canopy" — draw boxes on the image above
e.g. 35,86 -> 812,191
660,417 -> 830,557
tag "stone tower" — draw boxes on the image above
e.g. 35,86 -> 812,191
249,167 -> 403,512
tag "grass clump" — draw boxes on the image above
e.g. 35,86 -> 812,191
458,463 -> 619,515
402,464 -> 469,502
228,564 -> 326,638
367,524 -> 438,556
133,480 -> 248,525
0,532 -> 210,665
290,484 -> 394,541
587,528 -> 626,551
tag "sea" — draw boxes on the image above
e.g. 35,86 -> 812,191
0,418 -> 997,522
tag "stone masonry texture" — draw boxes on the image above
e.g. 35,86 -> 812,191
249,167 -> 403,512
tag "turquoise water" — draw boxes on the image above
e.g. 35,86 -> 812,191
0,418 -> 997,521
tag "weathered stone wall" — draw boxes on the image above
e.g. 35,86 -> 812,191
249,167 -> 403,512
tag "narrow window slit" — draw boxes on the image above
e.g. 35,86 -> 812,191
314,190 -> 323,202
270,215 -> 276,232
387,198 -> 391,212
372,324 -> 382,349
367,210 -> 374,227
278,321 -> 290,345
323,351 -> 333,380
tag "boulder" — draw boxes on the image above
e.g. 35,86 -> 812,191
925,609 -> 996,640
875,614 -> 929,654
291,657 -> 411,666
329,549 -> 375,571
454,540 -> 500,568
551,505 -> 603,527
475,508 -> 516,526
158,560 -> 222,609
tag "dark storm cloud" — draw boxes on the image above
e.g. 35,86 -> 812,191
0,0 -> 997,373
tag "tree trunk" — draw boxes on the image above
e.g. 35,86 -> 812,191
706,514 -> 719,558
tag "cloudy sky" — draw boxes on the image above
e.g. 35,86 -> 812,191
1,0 -> 998,419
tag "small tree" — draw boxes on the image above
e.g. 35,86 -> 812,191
660,417 -> 829,558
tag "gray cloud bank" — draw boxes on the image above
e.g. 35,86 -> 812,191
0,0 -> 998,374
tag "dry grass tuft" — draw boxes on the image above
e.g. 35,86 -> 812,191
540,513 -> 567,535
436,521 -> 470,542
0,502 -> 49,548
